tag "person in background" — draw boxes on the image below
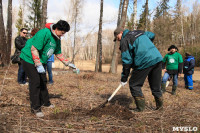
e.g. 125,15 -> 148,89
44,54 -> 54,84
20,20 -> 79,117
161,45 -> 183,95
183,52 -> 195,90
30,28 -> 39,37
14,28 -> 28,85
113,27 -> 163,112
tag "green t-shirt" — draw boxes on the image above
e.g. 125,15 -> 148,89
163,52 -> 183,70
20,28 -> 61,64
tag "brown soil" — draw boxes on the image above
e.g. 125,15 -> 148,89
0,64 -> 200,132
88,104 -> 135,120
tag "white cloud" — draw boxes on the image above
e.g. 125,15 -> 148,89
46,0 -> 118,32
82,0 -> 118,29
74,0 -> 118,36
47,0 -> 71,23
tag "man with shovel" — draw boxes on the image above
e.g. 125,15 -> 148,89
113,27 -> 163,112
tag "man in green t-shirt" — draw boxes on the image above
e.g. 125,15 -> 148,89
161,45 -> 183,95
20,20 -> 79,117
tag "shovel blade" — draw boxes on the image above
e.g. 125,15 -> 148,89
99,100 -> 108,108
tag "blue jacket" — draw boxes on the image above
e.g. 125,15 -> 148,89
48,54 -> 54,62
120,29 -> 163,82
183,56 -> 195,75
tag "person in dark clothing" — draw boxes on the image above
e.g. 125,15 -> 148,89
14,28 -> 28,85
183,52 -> 195,90
113,27 -> 163,112
161,45 -> 183,95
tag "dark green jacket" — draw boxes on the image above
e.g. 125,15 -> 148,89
120,29 -> 163,82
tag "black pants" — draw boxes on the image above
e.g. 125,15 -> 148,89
129,61 -> 162,98
22,60 -> 50,110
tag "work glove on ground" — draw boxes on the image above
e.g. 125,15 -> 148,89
36,65 -> 45,73
120,81 -> 127,87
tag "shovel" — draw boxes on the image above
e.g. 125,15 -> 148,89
99,84 -> 122,108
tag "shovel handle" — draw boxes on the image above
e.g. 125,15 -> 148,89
108,84 -> 122,102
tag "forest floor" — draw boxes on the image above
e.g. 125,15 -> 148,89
0,61 -> 200,132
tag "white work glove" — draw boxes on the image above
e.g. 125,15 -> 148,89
120,81 -> 127,87
68,63 -> 76,69
68,63 -> 80,74
36,65 -> 45,73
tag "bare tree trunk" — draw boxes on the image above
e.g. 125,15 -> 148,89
145,0 -> 148,31
181,9 -> 185,47
95,0 -> 103,72
0,0 -> 7,66
109,0 -> 129,74
119,0 -> 129,28
109,0 -> 122,73
117,0 -> 122,26
70,0 -> 83,64
6,0 -> 12,65
41,0 -> 48,28
71,3 -> 78,64
22,0 -> 25,26
133,0 -> 137,30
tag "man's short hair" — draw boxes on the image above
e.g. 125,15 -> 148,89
20,28 -> 28,32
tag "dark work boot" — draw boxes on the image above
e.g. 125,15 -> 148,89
172,85 -> 177,95
185,85 -> 188,89
133,96 -> 145,112
161,83 -> 166,93
154,96 -> 163,110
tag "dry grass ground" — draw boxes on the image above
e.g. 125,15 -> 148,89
0,61 -> 199,132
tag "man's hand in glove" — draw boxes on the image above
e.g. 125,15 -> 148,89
68,63 -> 76,69
68,63 -> 80,74
36,65 -> 45,73
121,81 -> 127,87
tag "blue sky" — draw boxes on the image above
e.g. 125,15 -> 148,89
3,0 -> 198,35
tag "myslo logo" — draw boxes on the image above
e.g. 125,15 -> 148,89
173,127 -> 198,132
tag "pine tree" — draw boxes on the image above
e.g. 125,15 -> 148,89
138,2 -> 150,30
154,0 -> 170,19
138,4 -> 146,30
153,0 -> 172,51
126,13 -> 134,30
159,0 -> 170,17
15,6 -> 24,34
27,0 -> 42,29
